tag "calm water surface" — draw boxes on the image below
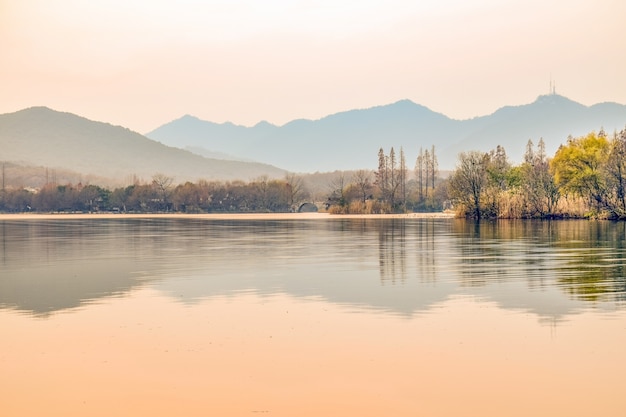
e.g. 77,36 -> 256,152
1,217 -> 625,416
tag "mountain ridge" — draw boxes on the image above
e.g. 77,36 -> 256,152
2,95 -> 625,187
146,94 -> 626,171
0,107 -> 286,186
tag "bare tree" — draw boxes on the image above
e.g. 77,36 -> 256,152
352,169 -> 373,204
424,147 -> 431,198
399,147 -> 407,210
255,175 -> 270,211
415,148 -> 424,202
152,173 -> 174,211
285,172 -> 307,211
449,151 -> 490,219
328,171 -> 350,208
430,145 -> 438,190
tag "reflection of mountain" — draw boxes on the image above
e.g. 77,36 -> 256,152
0,259 -> 148,316
0,221 -> 158,316
1,218 -> 624,319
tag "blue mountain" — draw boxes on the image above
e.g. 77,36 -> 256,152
146,95 -> 626,171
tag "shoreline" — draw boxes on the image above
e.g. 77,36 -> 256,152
0,212 -> 456,221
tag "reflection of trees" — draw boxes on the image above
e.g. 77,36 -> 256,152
0,222 -> 6,266
375,219 -> 443,285
450,219 -> 626,303
4,217 -> 625,319
0,220 -> 164,316
553,222 -> 626,303
451,220 -> 524,287
413,220 -> 438,284
377,219 -> 406,284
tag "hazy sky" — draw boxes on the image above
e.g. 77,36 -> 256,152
2,0 -> 625,132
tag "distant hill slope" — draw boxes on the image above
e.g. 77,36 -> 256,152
146,95 -> 626,171
0,107 -> 285,185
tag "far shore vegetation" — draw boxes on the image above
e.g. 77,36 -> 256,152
1,128 -> 625,219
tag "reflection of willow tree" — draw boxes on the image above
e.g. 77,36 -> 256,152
378,219 -> 406,284
554,221 -> 626,302
450,219 -> 626,302
557,264 -> 626,302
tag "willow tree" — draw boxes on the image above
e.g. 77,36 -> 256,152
551,132 -> 610,213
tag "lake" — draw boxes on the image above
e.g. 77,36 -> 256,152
1,216 -> 625,416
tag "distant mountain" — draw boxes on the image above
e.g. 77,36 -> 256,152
146,95 -> 626,171
0,107 -> 285,186
444,95 -> 626,166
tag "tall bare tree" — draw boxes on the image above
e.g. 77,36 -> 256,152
430,145 -> 438,190
352,169 -> 373,204
399,147 -> 407,209
285,172 -> 307,211
415,147 -> 424,202
376,148 -> 388,201
152,173 -> 174,211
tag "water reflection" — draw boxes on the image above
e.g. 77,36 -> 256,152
1,218 -> 625,319
0,220 -> 159,316
449,220 -> 626,305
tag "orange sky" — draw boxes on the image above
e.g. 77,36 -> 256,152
1,0 -> 625,132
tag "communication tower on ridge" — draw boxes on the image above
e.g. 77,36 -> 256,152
549,76 -> 557,95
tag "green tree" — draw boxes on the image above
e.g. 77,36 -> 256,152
551,132 -> 610,213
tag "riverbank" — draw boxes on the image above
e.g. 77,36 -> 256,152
0,212 -> 456,221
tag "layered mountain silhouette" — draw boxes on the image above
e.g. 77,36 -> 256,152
147,94 -> 626,171
0,107 -> 285,185
2,96 -> 625,186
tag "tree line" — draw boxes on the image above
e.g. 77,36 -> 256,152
0,174 -> 309,214
3,127 -> 625,218
448,128 -> 626,219
325,145 -> 443,214
0,148 -> 448,214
